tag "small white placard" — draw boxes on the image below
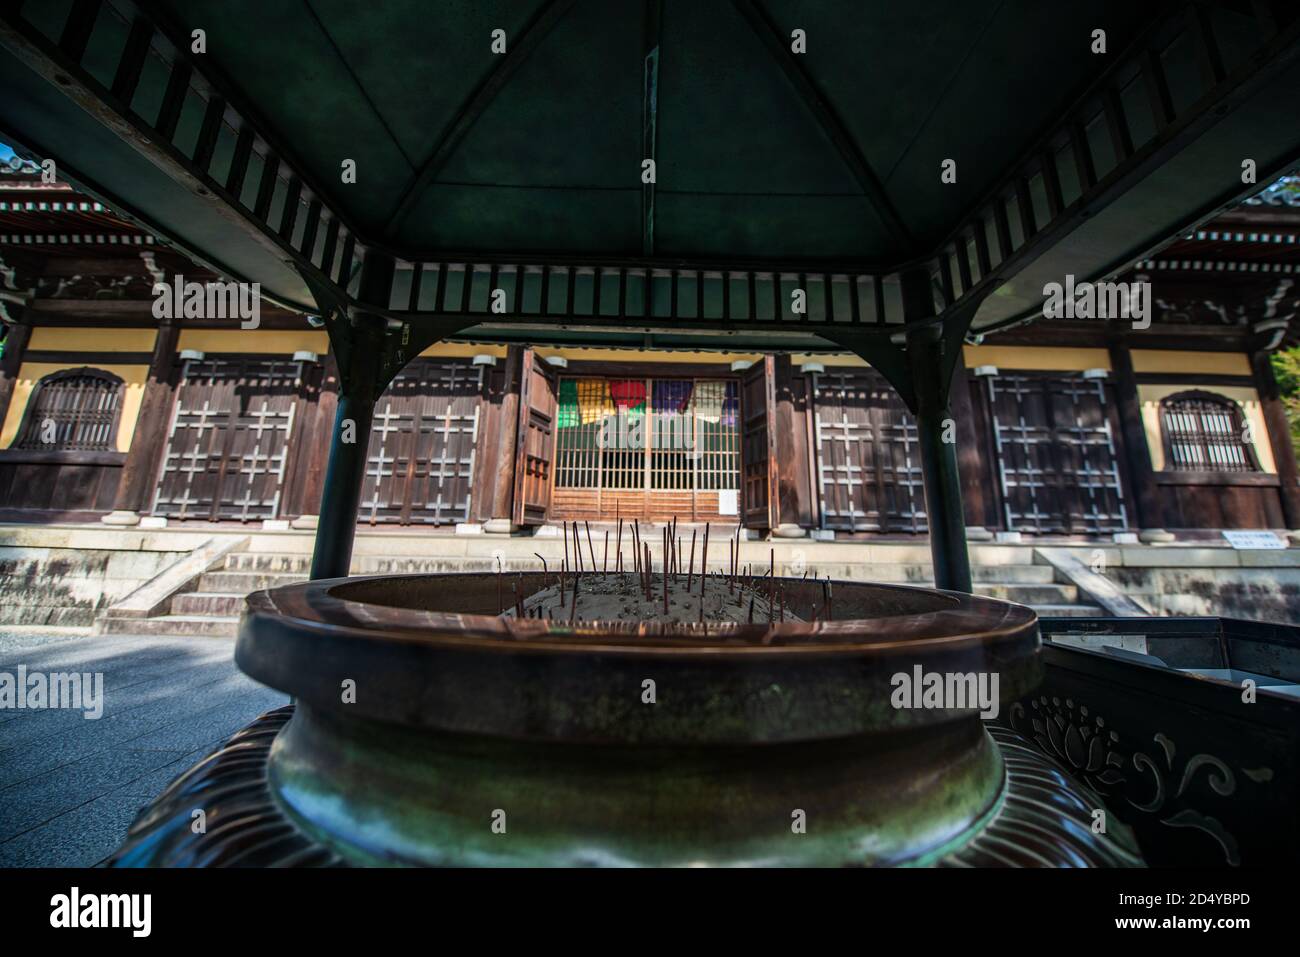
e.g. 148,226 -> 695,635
717,490 -> 739,516
1222,530 -> 1286,550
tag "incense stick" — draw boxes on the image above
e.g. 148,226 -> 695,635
700,522 -> 710,595
687,529 -> 697,592
663,533 -> 669,615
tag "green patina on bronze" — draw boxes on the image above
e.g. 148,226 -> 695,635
271,704 -> 1005,867
221,574 -> 1058,866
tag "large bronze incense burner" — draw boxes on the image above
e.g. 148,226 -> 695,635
110,568 -> 1142,867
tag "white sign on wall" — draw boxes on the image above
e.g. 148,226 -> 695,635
717,490 -> 739,516
1222,530 -> 1286,550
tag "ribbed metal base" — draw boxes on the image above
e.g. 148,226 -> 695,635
107,707 -> 1142,868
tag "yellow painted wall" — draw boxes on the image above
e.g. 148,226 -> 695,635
533,347 -> 764,365
177,329 -> 330,354
28,327 -> 157,353
793,353 -> 869,368
0,362 -> 149,452
1139,383 -> 1276,473
790,346 -> 1251,376
420,342 -> 508,358
962,345 -> 1112,372
1130,350 -> 1252,376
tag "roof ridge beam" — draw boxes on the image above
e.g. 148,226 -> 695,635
382,0 -> 578,242
641,0 -> 663,257
729,0 -> 914,252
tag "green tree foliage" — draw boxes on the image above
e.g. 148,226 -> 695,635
1272,347 -> 1300,457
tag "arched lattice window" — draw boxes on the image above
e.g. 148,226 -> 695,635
15,367 -> 124,451
1159,390 -> 1260,473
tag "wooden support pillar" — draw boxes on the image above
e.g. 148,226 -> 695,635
1252,348 -> 1300,530
772,354 -> 812,536
902,270 -> 972,593
0,322 -> 31,428
1109,341 -> 1164,532
281,348 -> 337,526
485,344 -> 524,533
310,254 -> 392,580
947,358 -> 991,531
105,320 -> 180,522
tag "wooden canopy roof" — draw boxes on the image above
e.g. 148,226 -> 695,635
2,1 -> 1300,374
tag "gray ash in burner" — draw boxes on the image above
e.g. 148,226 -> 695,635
499,572 -> 802,625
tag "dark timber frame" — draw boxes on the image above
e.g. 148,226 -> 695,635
3,1 -> 1299,590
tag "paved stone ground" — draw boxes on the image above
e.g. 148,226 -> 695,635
0,628 -> 286,867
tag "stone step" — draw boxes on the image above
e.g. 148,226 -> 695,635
974,583 -> 1078,604
344,557 -> 1055,579
225,553 -> 313,572
1031,604 -> 1104,618
228,543 -> 1048,572
96,614 -> 239,637
972,565 -> 1055,583
798,565 -> 1056,584
171,592 -> 248,617
346,536 -> 1040,564
199,570 -> 306,592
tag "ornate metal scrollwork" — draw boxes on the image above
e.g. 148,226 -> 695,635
1009,695 -> 1274,867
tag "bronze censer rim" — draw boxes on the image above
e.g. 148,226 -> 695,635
236,574 -> 1040,745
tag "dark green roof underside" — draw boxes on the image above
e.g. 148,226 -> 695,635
2,0 -> 1300,347
149,0 -> 1154,260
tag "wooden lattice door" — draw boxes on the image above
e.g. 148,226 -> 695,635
812,369 -> 927,533
152,357 -> 302,521
359,358 -> 483,525
987,373 -> 1129,534
513,351 -> 558,526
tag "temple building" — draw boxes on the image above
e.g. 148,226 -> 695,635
2,158 -> 1298,541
